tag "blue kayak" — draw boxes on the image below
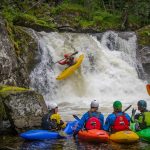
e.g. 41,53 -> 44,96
20,121 -> 77,140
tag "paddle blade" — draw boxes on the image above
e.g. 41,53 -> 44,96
72,115 -> 80,121
58,131 -> 68,137
146,84 -> 150,96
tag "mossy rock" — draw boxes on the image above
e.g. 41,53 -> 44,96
13,14 -> 57,32
0,85 -> 30,97
0,85 -> 29,120
6,22 -> 39,72
136,25 -> 150,46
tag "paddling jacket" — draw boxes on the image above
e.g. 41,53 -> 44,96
135,111 -> 150,129
74,111 -> 104,132
41,113 -> 66,131
58,57 -> 75,66
104,112 -> 130,132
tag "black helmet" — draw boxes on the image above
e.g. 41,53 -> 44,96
137,100 -> 147,109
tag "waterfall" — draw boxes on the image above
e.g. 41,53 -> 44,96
29,31 -> 149,118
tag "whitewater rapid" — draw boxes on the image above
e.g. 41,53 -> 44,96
29,31 -> 149,120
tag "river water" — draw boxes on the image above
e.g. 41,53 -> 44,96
1,31 -> 150,149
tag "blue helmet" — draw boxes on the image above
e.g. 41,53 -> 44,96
137,100 -> 147,109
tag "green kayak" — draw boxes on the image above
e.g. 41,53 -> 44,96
130,123 -> 150,142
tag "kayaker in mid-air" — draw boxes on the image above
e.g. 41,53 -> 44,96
73,100 -> 104,138
58,51 -> 78,67
104,100 -> 130,133
131,100 -> 150,131
41,102 -> 66,131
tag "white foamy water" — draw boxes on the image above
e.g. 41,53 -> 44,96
29,31 -> 149,120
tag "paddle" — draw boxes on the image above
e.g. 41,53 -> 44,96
53,51 -> 78,65
123,105 -> 132,113
72,114 -> 80,121
146,84 -> 150,96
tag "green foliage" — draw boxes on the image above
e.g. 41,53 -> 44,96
137,25 -> 150,46
79,20 -> 94,28
52,3 -> 88,16
14,13 -> 56,29
2,6 -> 20,22
1,0 -> 149,32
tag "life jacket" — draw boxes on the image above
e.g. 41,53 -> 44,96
41,113 -> 57,130
59,57 -> 74,66
65,57 -> 74,66
85,111 -> 101,130
138,111 -> 150,129
111,113 -> 129,132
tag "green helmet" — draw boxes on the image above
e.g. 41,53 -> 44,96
113,100 -> 122,109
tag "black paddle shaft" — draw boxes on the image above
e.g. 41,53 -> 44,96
54,51 -> 78,64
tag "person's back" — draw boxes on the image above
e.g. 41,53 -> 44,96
73,100 -> 104,137
104,100 -> 130,132
41,102 -> 66,131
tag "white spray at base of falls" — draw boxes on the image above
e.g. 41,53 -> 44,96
30,31 -> 149,118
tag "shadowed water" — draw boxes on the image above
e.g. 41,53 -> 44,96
1,135 -> 150,150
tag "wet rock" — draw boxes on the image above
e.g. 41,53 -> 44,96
0,87 -> 48,133
0,18 -> 39,88
140,46 -> 150,81
0,18 -> 18,86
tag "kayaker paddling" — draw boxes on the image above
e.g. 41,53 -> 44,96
57,51 -> 78,68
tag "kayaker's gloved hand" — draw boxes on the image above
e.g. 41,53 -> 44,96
132,108 -> 136,116
73,131 -> 78,138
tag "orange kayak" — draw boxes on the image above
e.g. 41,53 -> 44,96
146,84 -> 150,96
78,129 -> 109,143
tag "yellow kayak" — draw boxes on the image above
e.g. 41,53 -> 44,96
56,54 -> 84,80
110,130 -> 139,143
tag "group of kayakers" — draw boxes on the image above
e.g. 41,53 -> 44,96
41,99 -> 150,137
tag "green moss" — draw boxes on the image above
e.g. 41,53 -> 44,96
136,25 -> 150,46
52,3 -> 88,16
13,13 -> 56,31
79,20 -> 94,29
0,85 -> 29,93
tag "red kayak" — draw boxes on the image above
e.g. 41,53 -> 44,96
78,129 -> 109,143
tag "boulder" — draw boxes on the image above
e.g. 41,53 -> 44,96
140,46 -> 150,81
0,86 -> 48,133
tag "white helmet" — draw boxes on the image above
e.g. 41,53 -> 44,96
48,102 -> 58,110
91,100 -> 99,108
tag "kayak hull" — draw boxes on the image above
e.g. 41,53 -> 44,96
130,123 -> 150,142
136,128 -> 150,142
146,84 -> 150,96
110,130 -> 139,143
20,121 -> 77,140
56,54 -> 84,80
78,129 -> 109,143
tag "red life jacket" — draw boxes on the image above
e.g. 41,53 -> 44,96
59,57 -> 74,66
111,113 -> 129,132
85,111 -> 101,130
